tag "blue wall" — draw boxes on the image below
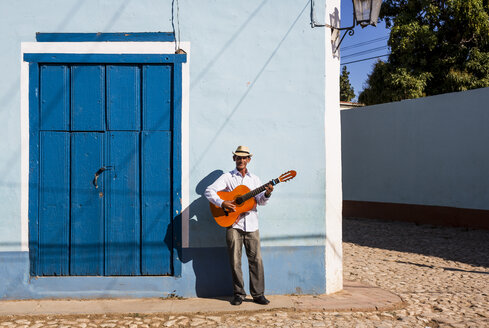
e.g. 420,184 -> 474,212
0,247 -> 325,299
184,0 -> 326,249
0,0 -> 327,299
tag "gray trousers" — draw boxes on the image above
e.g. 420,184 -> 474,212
226,228 -> 265,298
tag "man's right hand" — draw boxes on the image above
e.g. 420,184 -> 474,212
221,200 -> 236,212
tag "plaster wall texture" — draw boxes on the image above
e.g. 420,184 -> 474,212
0,0 -> 342,299
183,0 -> 327,249
341,87 -> 489,211
1,0 -> 326,251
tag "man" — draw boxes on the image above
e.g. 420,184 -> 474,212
205,146 -> 273,306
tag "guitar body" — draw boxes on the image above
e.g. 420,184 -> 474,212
209,170 -> 296,227
209,185 -> 257,227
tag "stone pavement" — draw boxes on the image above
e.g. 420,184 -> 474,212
0,217 -> 488,327
343,218 -> 489,328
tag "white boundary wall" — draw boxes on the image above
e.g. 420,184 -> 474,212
341,87 -> 489,211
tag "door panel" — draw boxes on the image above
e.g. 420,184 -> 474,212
142,65 -> 172,131
40,65 -> 70,131
105,132 -> 140,275
71,65 -> 105,131
39,131 -> 70,275
107,65 -> 141,131
71,133 -> 105,275
141,131 -> 172,275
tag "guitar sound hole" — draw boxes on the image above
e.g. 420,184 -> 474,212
235,197 -> 244,205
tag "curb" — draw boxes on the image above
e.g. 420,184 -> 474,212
0,281 -> 404,316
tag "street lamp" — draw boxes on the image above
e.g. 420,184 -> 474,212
353,0 -> 382,27
311,0 -> 383,51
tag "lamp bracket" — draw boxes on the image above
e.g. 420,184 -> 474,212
311,22 -> 355,31
310,0 -> 356,52
334,28 -> 355,53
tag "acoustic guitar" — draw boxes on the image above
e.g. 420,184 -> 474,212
209,170 -> 297,227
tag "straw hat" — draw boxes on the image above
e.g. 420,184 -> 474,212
233,145 -> 253,157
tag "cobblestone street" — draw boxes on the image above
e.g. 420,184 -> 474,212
1,218 -> 488,327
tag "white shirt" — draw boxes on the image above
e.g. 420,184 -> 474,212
205,168 -> 269,232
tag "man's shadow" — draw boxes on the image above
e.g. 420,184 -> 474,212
166,170 -> 234,298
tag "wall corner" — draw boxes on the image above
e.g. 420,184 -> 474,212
324,0 -> 343,295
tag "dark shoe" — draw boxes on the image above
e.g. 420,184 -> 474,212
253,295 -> 270,305
231,295 -> 243,305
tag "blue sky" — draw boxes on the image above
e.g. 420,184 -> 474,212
340,0 -> 391,101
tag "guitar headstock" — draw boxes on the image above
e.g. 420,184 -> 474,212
278,170 -> 297,183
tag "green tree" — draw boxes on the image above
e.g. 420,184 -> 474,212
340,66 -> 355,101
359,0 -> 489,105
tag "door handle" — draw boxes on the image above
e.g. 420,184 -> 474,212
93,166 -> 113,189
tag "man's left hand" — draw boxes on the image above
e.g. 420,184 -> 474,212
264,184 -> 274,198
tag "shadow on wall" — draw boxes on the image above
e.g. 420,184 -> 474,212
343,217 -> 489,269
167,170 -> 234,298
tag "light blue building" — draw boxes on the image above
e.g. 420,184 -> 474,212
0,0 -> 343,299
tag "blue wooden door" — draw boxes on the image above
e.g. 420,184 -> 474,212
105,131 -> 141,275
71,132 -> 105,275
35,63 -> 174,276
38,131 -> 70,275
141,131 -> 172,274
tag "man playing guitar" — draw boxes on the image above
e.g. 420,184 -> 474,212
205,145 -> 273,306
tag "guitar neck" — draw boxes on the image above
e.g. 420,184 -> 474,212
239,178 -> 279,203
